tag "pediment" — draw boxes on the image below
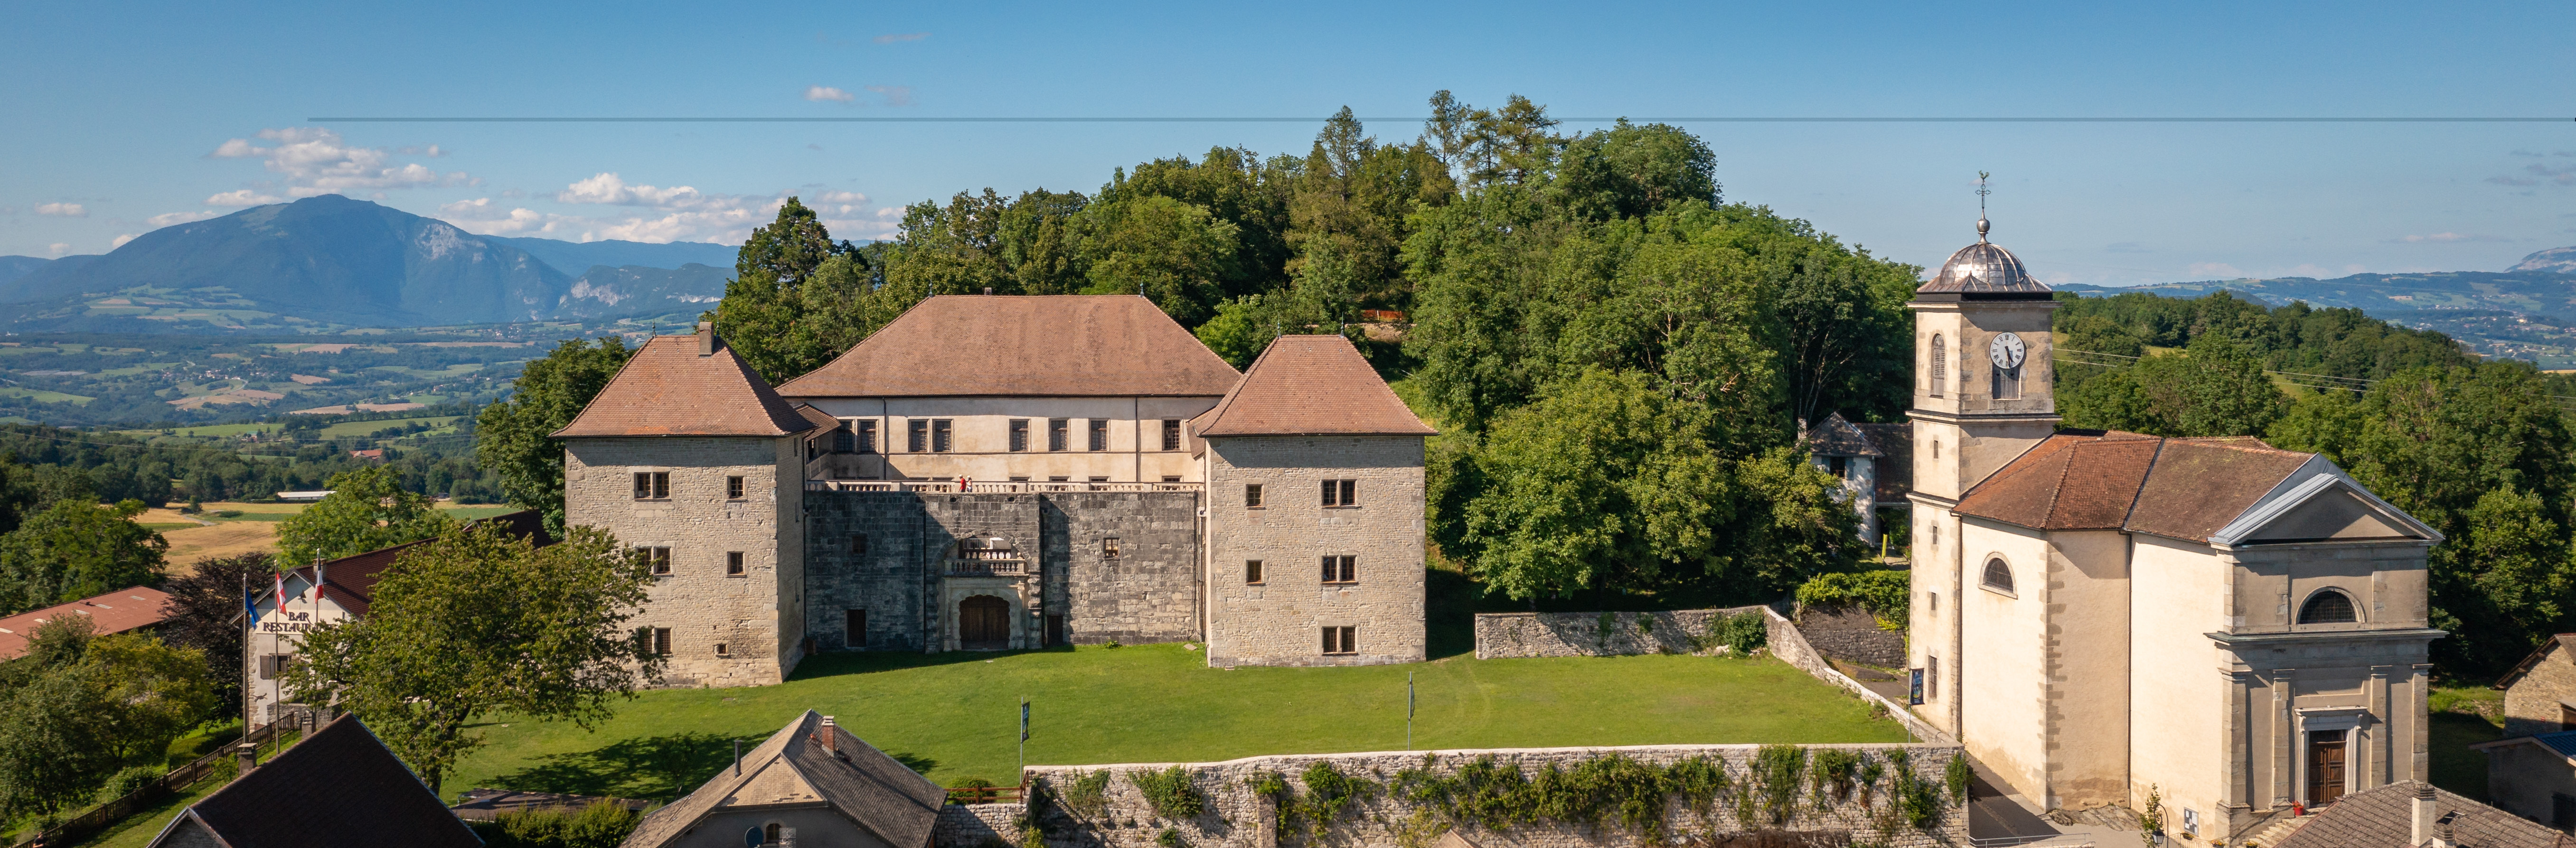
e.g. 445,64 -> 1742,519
2213,472 -> 2439,546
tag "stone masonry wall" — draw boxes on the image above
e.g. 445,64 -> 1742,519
564,436 -> 800,689
940,803 -> 1025,848
1204,436 -> 1426,668
2505,640 -> 2576,737
1792,606 -> 1905,669
1050,492 -> 1203,646
999,744 -> 1968,848
1473,608 -> 1763,660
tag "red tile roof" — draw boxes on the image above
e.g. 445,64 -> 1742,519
554,332 -> 817,438
1954,431 -> 2321,543
1193,335 -> 1436,438
775,295 -> 1241,398
0,586 -> 171,659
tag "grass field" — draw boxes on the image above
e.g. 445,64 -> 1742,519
2429,685 -> 2504,801
439,643 -> 1907,805
315,414 -> 458,438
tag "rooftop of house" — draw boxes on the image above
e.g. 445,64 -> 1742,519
2271,781 -> 2574,848
270,509 -> 552,617
152,714 -> 480,848
623,710 -> 945,848
1192,334 -> 1434,438
1804,413 -> 1880,457
0,586 -> 170,659
554,326 -> 817,439
1953,430 -> 2440,546
2497,634 -> 2576,690
777,295 -> 1242,399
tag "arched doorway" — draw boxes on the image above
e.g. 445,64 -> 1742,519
959,595 -> 1011,650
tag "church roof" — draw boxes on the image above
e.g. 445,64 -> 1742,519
2270,780 -> 2574,848
555,332 -> 817,438
1193,335 -> 1436,438
622,710 -> 944,848
776,295 -> 1241,399
1954,430 -> 2439,546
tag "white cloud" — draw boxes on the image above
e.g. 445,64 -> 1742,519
866,85 -> 915,107
46,242 -> 71,256
805,85 -> 856,104
110,234 -> 139,249
441,173 -> 902,244
556,172 -> 714,208
874,32 -> 928,43
35,203 -> 86,217
205,189 -> 284,206
204,127 -> 473,197
2186,262 -> 2246,279
148,211 -> 220,227
2389,232 -> 2511,243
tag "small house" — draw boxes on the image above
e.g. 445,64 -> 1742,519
144,713 -> 480,848
618,710 -> 943,848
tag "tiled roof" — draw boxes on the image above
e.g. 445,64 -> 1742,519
1193,335 -> 1436,438
0,587 -> 171,659
281,510 -> 553,618
1859,423 -> 1912,504
1805,413 -> 1881,457
2124,438 -> 2317,542
793,402 -> 840,434
555,333 -> 818,438
776,295 -> 1241,398
623,710 -> 945,848
1955,431 -> 2162,531
167,714 -> 481,848
2497,634 -> 2576,690
2272,781 -> 2575,848
1954,432 -> 2425,545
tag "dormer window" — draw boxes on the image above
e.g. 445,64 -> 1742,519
2298,589 -> 2358,624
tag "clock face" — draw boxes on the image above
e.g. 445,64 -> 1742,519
1989,333 -> 2027,369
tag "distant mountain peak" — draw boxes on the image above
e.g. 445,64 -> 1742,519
2513,245 -> 2576,275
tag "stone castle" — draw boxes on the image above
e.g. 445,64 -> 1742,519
552,295 -> 1435,687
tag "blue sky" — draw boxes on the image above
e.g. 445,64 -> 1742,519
3,0 -> 2572,286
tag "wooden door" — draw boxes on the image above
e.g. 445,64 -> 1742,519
2306,730 -> 2348,805
959,596 -> 1010,649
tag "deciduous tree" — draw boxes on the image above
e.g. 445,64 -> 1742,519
0,499 -> 166,615
275,466 -> 455,567
475,337 -> 632,534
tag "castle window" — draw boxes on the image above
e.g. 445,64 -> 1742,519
1161,419 -> 1183,451
1323,626 -> 1356,655
714,643 -> 729,658
1322,479 -> 1358,507
1245,484 -> 1264,508
854,420 -> 877,454
1088,419 -> 1109,452
1927,654 -> 1939,697
931,419 -> 953,452
1322,555 -> 1357,584
1088,475 -> 1109,483
1246,560 -> 1264,584
727,551 -> 745,576
846,609 -> 866,647
908,419 -> 929,452
1102,537 -> 1120,559
850,534 -> 867,556
1049,476 -> 1070,482
640,547 -> 672,575
1010,419 -> 1030,452
1928,335 -> 1946,397
1981,558 -> 2014,595
1162,475 -> 1182,483
833,421 -> 855,453
636,627 -> 671,656
632,472 -> 669,500
1049,418 -> 1069,451
2298,589 -> 2359,624
727,476 -> 745,499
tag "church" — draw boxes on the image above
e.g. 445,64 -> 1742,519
1903,216 -> 2446,842
552,295 -> 1435,688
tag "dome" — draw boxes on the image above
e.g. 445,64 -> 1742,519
1917,219 -> 2050,298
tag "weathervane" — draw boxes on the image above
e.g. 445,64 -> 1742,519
1975,171 -> 1992,243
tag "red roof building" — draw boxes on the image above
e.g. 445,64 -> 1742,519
0,586 -> 172,659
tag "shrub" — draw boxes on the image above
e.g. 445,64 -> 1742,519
485,801 -> 641,848
1062,770 -> 1112,818
1297,761 -> 1374,836
1887,750 -> 1942,832
1810,749 -> 1860,805
1944,755 -> 1973,803
1749,745 -> 1806,825
1156,827 -> 1187,848
1796,570 -> 1910,630
1718,611 -> 1768,656
1129,766 -> 1204,819
97,764 -> 165,802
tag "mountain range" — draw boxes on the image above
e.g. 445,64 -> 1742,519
0,196 -> 736,331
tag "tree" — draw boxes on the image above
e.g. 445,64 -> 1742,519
1549,120 -> 1720,221
160,551 -> 272,715
710,198 -> 865,382
1078,195 -> 1242,326
476,337 -> 633,534
2059,335 -> 2284,437
275,466 -> 455,568
283,522 -> 662,793
0,499 -> 167,615
0,617 -> 214,819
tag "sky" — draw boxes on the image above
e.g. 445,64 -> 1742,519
2,1 -> 2573,287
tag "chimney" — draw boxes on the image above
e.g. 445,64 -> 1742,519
697,321 -> 717,356
983,287 -> 994,296
820,716 -> 837,754
234,741 -> 258,776
733,738 -> 742,776
2412,783 -> 2443,847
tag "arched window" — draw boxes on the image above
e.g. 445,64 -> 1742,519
765,823 -> 783,844
1929,335 -> 1946,397
1981,558 -> 2014,594
2298,589 -> 2358,624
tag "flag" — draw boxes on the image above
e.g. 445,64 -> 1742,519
1019,700 -> 1030,742
314,562 -> 326,605
273,571 -> 287,615
243,590 -> 257,624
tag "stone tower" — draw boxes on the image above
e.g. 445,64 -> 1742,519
1905,214 -> 2060,735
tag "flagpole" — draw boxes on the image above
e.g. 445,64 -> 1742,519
1407,673 -> 1415,750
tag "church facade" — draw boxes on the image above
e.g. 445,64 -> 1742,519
553,296 -> 1434,688
1904,219 -> 2444,841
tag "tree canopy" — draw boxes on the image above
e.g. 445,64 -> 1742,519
274,465 -> 455,567
475,336 -> 632,534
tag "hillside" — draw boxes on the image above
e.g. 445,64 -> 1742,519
0,196 -> 734,332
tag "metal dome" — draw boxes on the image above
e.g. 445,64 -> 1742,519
1918,221 -> 2050,298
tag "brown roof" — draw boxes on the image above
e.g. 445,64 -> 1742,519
1955,432 -> 2333,543
162,714 -> 481,848
623,711 -> 945,848
0,586 -> 171,659
281,510 -> 553,618
793,402 -> 840,434
1805,413 -> 1880,457
1193,335 -> 1436,438
2272,781 -> 2575,848
555,332 -> 817,438
776,295 -> 1241,398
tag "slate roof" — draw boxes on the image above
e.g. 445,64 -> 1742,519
2271,780 -> 2575,848
1954,431 -> 2434,545
2495,634 -> 2575,690
276,510 -> 553,618
776,295 -> 1241,399
622,710 -> 945,848
0,586 -> 171,659
1805,413 -> 1880,457
153,714 -> 481,848
555,332 -> 818,438
1192,335 -> 1435,438
1858,423 -> 1912,504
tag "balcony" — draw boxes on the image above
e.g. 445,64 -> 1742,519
945,557 -> 1027,577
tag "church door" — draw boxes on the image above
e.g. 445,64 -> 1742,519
2306,730 -> 2347,805
959,596 -> 1011,650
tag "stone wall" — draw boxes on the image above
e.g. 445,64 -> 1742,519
1049,492 -> 1203,646
2504,640 -> 2576,738
1001,744 -> 1968,848
940,803 -> 1025,848
1760,608 -> 1950,745
1204,436 -> 1428,668
1472,608 -> 1764,660
1792,606 -> 1904,669
564,435 -> 801,689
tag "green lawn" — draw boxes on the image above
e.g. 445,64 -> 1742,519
438,505 -> 523,520
442,644 -> 1907,805
2429,685 -> 2504,801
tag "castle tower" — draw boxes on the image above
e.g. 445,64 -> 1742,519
1905,209 -> 2060,737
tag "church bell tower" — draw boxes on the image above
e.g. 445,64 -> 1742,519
1906,180 -> 2061,734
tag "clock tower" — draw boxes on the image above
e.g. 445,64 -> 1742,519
1905,208 -> 2060,736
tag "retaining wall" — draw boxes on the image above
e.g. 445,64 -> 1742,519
994,743 -> 1968,848
1791,606 -> 1905,669
940,803 -> 1025,848
1471,607 -> 1765,660
1759,608 -> 1949,744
